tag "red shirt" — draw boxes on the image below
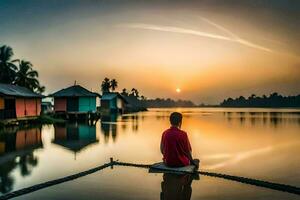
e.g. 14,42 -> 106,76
161,127 -> 192,167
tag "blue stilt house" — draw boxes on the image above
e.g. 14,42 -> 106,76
50,85 -> 99,114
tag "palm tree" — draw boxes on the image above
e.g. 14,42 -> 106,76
130,88 -> 136,96
131,88 -> 139,97
101,77 -> 111,93
14,60 -> 44,93
37,85 -> 45,94
121,88 -> 128,96
110,79 -> 118,91
0,45 -> 17,84
140,95 -> 146,100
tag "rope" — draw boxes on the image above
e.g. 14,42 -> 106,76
114,161 -> 300,195
0,159 -> 299,199
199,171 -> 300,195
0,162 -> 113,200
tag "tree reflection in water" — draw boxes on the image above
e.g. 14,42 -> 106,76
101,114 -> 118,143
0,127 -> 42,194
224,111 -> 300,127
101,113 -> 141,143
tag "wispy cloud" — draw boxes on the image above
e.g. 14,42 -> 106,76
118,22 -> 273,53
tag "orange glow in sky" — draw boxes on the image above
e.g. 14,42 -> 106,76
1,1 -> 299,104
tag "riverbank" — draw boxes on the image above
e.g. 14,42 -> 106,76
0,115 -> 65,129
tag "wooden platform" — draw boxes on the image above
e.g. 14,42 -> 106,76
149,162 -> 196,174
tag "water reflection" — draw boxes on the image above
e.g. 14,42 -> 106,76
101,114 -> 118,143
1,108 -> 300,198
224,112 -> 300,127
100,114 -> 141,143
121,114 -> 140,132
53,123 -> 98,158
0,127 -> 42,194
160,173 -> 194,200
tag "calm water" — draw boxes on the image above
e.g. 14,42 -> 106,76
1,108 -> 300,199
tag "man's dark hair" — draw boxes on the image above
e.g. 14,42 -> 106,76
170,112 -> 182,126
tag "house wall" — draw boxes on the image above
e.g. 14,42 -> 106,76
0,97 -> 4,110
37,99 -> 41,115
15,98 -> 41,118
100,100 -> 110,109
15,98 -> 25,117
110,98 -> 117,109
79,97 -> 96,112
25,98 -> 38,116
54,98 -> 67,112
117,98 -> 124,109
67,97 -> 79,112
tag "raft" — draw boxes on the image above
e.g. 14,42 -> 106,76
149,162 -> 197,174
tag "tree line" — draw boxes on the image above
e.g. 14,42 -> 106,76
100,77 -> 195,108
142,98 -> 195,108
0,45 -> 45,93
100,77 -> 146,110
220,93 -> 300,107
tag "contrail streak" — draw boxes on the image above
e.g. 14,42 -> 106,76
119,23 -> 273,53
199,16 -> 239,39
199,16 -> 273,53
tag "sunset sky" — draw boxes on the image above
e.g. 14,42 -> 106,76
1,0 -> 299,104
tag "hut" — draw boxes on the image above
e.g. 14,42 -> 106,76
0,84 -> 43,120
50,85 -> 99,114
100,92 -> 128,113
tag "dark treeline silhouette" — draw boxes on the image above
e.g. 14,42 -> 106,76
120,87 -> 195,108
121,88 -> 147,111
220,93 -> 300,108
142,98 -> 196,108
0,45 -> 44,93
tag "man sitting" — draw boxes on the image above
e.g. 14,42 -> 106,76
160,112 -> 199,169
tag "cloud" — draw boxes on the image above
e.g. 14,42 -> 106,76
118,22 -> 273,53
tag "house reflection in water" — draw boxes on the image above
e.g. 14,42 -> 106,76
53,123 -> 98,158
0,127 -> 42,194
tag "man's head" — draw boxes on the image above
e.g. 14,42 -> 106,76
170,112 -> 183,127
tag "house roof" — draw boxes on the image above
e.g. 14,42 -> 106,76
50,85 -> 100,97
0,83 -> 44,98
101,92 -> 128,103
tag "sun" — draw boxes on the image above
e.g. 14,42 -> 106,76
176,88 -> 181,93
